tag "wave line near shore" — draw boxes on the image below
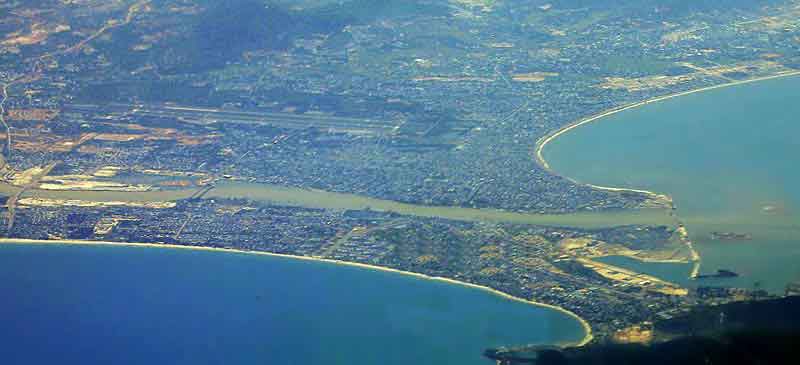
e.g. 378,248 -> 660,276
534,70 -> 800,193
0,238 -> 594,347
533,70 -> 800,278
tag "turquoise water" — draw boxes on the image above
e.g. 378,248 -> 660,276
0,244 -> 585,365
544,76 -> 800,293
593,256 -> 693,287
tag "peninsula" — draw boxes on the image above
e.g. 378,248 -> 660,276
2,0 -> 799,355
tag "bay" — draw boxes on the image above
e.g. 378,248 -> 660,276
0,243 -> 586,365
544,75 -> 800,293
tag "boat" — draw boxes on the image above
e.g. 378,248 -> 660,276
696,269 -> 739,279
709,232 -> 753,241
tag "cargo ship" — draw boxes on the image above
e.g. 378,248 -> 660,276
696,269 -> 739,279
709,232 -> 753,241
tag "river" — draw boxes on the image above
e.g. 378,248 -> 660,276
0,180 -> 674,229
9,74 -> 794,365
543,75 -> 800,293
0,106 -> 682,364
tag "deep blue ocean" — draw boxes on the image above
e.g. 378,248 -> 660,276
0,244 -> 584,365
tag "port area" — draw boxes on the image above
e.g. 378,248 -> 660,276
575,258 -> 688,296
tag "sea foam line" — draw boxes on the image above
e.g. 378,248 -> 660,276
0,238 -> 594,347
534,70 -> 800,277
534,70 -> 800,191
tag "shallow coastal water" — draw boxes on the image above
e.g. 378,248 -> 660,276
593,255 -> 693,287
544,75 -> 800,293
0,243 -> 586,365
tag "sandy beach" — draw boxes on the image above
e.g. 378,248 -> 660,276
534,69 -> 800,192
533,70 -> 800,276
0,237 -> 594,347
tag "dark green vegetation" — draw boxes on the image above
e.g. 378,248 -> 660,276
540,330 -> 800,365
3,192 -> 679,336
310,0 -> 450,24
36,0 -> 799,213
490,296 -> 800,365
4,0 -> 800,358
655,295 -> 800,338
171,1 -> 295,72
552,0 -> 784,13
98,0 -> 322,73
92,0 -> 451,74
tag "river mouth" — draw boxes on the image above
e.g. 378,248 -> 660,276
541,75 -> 800,293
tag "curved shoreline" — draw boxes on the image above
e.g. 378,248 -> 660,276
534,70 -> 800,276
0,238 -> 594,347
534,70 -> 800,199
